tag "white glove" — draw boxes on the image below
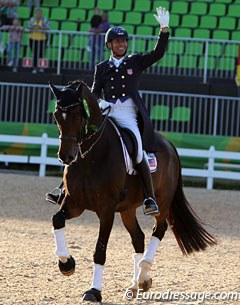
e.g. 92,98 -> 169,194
154,6 -> 169,28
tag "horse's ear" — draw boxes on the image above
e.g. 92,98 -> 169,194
75,82 -> 83,98
49,81 -> 62,99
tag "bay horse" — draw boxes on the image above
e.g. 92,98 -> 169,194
49,80 -> 216,302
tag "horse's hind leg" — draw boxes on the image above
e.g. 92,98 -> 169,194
120,209 -> 145,297
138,216 -> 168,292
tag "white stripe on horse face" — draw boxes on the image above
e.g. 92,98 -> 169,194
62,113 -> 67,120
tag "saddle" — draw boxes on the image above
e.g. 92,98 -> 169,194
108,117 -> 157,175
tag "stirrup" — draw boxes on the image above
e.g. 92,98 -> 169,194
143,197 -> 160,216
46,187 -> 63,205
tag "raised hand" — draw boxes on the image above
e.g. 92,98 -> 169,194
154,6 -> 169,29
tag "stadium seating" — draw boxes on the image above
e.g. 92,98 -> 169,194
16,0 -> 239,75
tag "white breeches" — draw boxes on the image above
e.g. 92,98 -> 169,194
107,98 -> 143,164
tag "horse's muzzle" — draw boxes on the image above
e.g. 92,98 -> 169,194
58,145 -> 78,165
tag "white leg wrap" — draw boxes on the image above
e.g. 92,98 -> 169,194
141,236 -> 160,263
132,253 -> 143,284
91,263 -> 104,291
53,228 -> 70,262
138,237 -> 160,283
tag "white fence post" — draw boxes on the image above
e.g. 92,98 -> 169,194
207,146 -> 215,190
39,133 -> 48,177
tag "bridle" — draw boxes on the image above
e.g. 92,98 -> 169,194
56,99 -> 110,159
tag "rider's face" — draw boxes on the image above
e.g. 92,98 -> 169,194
108,38 -> 128,58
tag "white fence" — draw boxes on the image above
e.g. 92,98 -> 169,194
1,133 -> 240,189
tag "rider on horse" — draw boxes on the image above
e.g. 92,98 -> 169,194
47,7 -> 170,216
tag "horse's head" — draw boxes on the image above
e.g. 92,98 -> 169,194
49,81 -> 89,165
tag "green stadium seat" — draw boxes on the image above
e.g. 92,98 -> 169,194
159,54 -> 178,68
108,11 -> 124,24
133,0 -> 151,12
46,47 -> 60,61
51,34 -> 69,48
136,25 -> 153,36
60,0 -> 78,8
171,2 -> 189,14
190,2 -> 207,15
40,7 -> 50,19
123,24 -> 135,35
214,0 -> 233,3
218,17 -> 236,30
50,8 -> 67,21
69,8 -> 86,21
42,0 -> 59,6
80,22 -> 90,32
71,35 -> 88,48
169,14 -> 180,27
60,21 -> 78,31
63,48 -> 81,62
125,12 -> 142,25
198,56 -> 216,70
18,6 -> 30,19
144,12 -> 156,26
212,30 -> 230,40
97,0 -> 114,11
153,1 -> 170,11
208,43 -> 223,57
50,20 -> 60,30
78,0 -> 95,9
171,107 -> 191,122
209,3 -> 226,16
115,0 -> 132,11
197,0 -> 212,2
185,41 -> 203,56
231,31 -> 240,41
218,57 -> 235,71
193,28 -> 211,39
179,55 -> 198,69
228,4 -> 240,17
181,15 -> 199,28
151,105 -> 170,120
174,28 -> 192,38
128,38 -> 147,53
168,40 -> 185,55
224,44 -> 238,57
200,16 -> 217,29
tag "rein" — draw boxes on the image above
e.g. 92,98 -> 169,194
78,109 -> 110,158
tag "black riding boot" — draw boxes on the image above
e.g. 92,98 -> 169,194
46,181 -> 65,205
135,156 -> 160,216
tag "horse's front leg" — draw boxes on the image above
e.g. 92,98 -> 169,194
52,197 -> 83,276
82,208 -> 115,303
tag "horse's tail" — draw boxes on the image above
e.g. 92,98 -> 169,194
168,168 -> 217,255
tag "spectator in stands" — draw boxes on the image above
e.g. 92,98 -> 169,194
0,0 -> 19,26
1,17 -> 23,72
88,9 -> 110,69
28,8 -> 50,73
91,7 -> 170,215
28,0 -> 40,17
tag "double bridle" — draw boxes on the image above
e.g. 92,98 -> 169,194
57,102 -> 110,159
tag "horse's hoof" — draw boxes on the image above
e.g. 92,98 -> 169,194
138,278 -> 152,292
82,288 -> 102,302
58,255 -> 75,276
